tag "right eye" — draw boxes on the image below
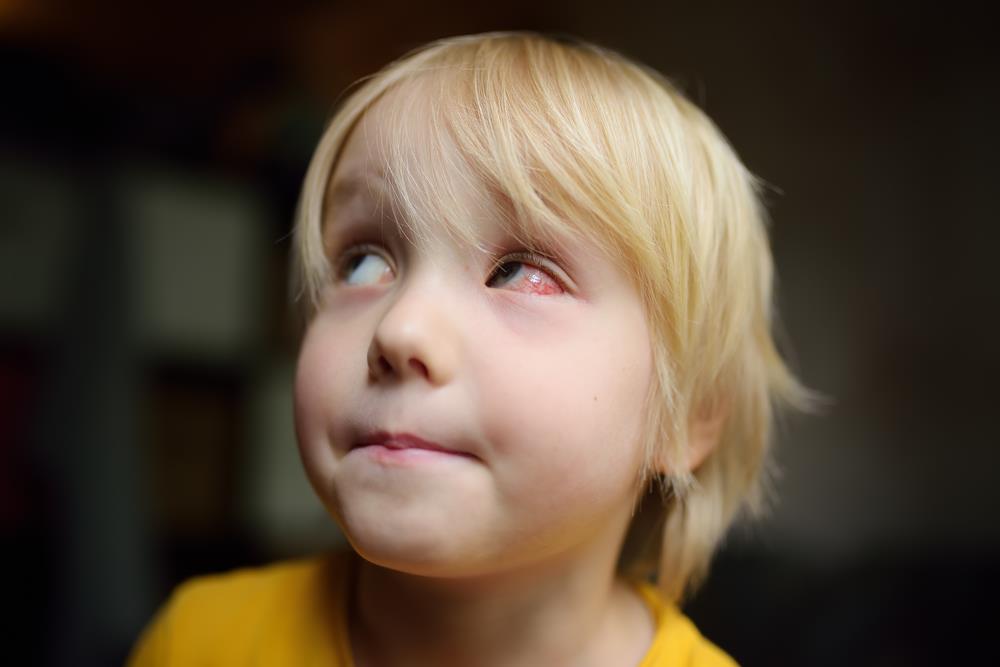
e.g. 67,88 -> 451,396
337,246 -> 395,286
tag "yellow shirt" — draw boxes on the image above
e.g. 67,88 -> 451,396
128,553 -> 736,666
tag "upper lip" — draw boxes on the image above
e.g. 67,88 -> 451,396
354,431 -> 474,457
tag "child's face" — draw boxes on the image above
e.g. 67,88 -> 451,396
294,87 -> 655,578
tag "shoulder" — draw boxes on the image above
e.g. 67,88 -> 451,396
127,552 -> 354,666
170,553 -> 341,609
634,581 -> 739,667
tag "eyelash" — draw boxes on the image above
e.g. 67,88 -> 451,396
333,243 -> 568,291
486,251 -> 569,292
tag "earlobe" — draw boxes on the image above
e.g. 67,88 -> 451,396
686,398 -> 729,472
647,398 -> 729,478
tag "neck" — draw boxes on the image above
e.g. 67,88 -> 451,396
347,525 -> 653,667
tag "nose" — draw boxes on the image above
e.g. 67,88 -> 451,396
367,279 -> 458,386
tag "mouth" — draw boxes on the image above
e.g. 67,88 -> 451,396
352,431 -> 478,460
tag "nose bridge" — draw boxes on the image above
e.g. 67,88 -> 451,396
368,263 -> 460,385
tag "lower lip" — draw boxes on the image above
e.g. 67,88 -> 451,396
352,444 -> 475,466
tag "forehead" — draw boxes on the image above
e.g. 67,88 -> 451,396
324,81 -> 503,248
330,83 -> 434,189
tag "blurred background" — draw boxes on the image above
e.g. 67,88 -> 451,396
2,0 -> 997,665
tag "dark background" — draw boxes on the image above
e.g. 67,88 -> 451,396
2,1 -> 998,665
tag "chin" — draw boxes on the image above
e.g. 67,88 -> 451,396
339,514 -> 490,578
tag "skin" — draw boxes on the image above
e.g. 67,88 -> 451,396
294,86 -> 663,666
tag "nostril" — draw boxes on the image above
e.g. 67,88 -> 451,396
408,358 -> 429,378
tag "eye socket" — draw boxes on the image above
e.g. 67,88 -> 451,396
336,244 -> 395,286
486,252 -> 566,296
333,245 -> 565,293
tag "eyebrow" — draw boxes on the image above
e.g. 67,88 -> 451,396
326,171 -> 390,210
326,176 -> 362,211
323,173 -> 400,248
323,174 -> 388,239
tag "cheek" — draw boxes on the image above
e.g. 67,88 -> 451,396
293,319 -> 367,460
478,313 -> 653,498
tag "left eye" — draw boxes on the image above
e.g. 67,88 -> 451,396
486,258 -> 564,295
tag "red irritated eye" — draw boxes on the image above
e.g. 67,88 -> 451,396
486,260 -> 564,296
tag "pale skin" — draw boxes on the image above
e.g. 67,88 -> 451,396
293,84 -> 724,667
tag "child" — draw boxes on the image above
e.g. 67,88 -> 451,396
129,32 -> 811,666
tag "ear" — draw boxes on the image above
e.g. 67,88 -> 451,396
685,397 -> 729,472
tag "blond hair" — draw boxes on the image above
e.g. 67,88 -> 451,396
292,32 -> 815,601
